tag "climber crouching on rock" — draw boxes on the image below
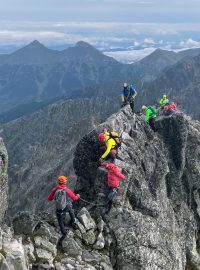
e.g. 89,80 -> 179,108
142,105 -> 157,132
100,162 -> 126,214
98,129 -> 122,163
163,102 -> 177,116
48,175 -> 80,239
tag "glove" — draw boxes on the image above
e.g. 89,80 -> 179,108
76,194 -> 80,199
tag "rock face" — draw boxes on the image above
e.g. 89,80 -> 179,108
0,97 -> 119,216
74,106 -> 200,269
10,211 -> 113,270
0,137 -> 8,224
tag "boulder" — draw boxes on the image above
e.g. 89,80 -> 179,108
77,208 -> 96,231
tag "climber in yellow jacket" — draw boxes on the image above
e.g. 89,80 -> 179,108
98,129 -> 118,161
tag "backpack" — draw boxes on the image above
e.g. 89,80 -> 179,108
149,106 -> 157,115
54,189 -> 69,210
108,132 -> 122,147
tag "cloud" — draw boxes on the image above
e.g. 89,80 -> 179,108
179,38 -> 200,48
104,47 -> 156,63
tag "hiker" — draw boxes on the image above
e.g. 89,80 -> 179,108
121,82 -> 137,113
159,94 -> 169,108
98,129 -> 121,162
48,175 -> 80,237
164,102 -> 177,116
100,162 -> 126,214
142,105 -> 157,132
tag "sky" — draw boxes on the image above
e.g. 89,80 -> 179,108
0,0 -> 200,62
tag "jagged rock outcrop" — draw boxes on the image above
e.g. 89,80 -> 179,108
8,210 -> 113,270
74,106 -> 200,269
0,137 -> 8,224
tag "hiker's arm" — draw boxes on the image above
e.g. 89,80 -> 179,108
100,162 -> 108,168
132,90 -> 137,99
48,187 -> 57,201
113,168 -> 126,180
101,142 -> 112,159
121,89 -> 125,102
66,188 -> 80,201
145,110 -> 150,122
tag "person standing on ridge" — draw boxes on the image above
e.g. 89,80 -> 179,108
100,162 -> 126,214
142,105 -> 157,132
48,175 -> 80,238
121,82 -> 137,113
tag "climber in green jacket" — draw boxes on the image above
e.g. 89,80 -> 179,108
142,105 -> 157,132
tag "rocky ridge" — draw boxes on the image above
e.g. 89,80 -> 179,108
1,106 -> 200,269
74,106 -> 200,269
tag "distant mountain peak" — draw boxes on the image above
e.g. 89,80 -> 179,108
25,40 -> 47,50
75,41 -> 94,48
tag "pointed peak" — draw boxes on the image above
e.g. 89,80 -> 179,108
75,41 -> 96,50
25,40 -> 47,50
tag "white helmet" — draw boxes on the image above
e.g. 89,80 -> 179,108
123,82 -> 128,88
163,94 -> 167,98
142,105 -> 147,110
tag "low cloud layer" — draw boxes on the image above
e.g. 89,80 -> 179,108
0,20 -> 199,63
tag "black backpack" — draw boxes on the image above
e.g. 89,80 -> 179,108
108,131 -> 122,148
54,189 -> 69,210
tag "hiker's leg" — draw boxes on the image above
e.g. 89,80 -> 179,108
149,118 -> 157,132
130,100 -> 135,113
109,149 -> 117,160
169,109 -> 176,115
66,205 -> 76,223
105,187 -> 117,213
56,210 -> 66,236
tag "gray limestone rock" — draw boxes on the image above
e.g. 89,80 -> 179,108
0,137 -> 8,224
74,106 -> 200,269
62,237 -> 82,257
77,208 -> 96,231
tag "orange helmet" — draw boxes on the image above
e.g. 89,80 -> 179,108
98,133 -> 106,142
58,175 -> 68,185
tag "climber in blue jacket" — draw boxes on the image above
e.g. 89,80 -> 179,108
121,82 -> 137,113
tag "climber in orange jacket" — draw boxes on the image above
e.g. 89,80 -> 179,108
100,162 -> 126,213
48,175 -> 80,237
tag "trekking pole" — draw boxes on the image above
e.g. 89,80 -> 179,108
79,197 -> 105,207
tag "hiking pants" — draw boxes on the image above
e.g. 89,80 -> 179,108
121,99 -> 135,113
129,99 -> 135,113
164,109 -> 176,116
56,204 -> 75,236
105,187 -> 117,213
149,118 -> 157,132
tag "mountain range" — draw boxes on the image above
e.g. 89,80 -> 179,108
0,40 -> 200,116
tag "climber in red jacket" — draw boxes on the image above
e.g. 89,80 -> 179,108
48,175 -> 80,238
164,102 -> 177,116
100,162 -> 126,213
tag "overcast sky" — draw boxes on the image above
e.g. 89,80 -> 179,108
0,0 -> 200,22
0,0 -> 200,62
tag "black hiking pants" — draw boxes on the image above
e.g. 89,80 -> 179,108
149,118 -> 157,132
56,204 -> 75,236
121,99 -> 135,113
129,99 -> 135,113
105,187 -> 117,214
